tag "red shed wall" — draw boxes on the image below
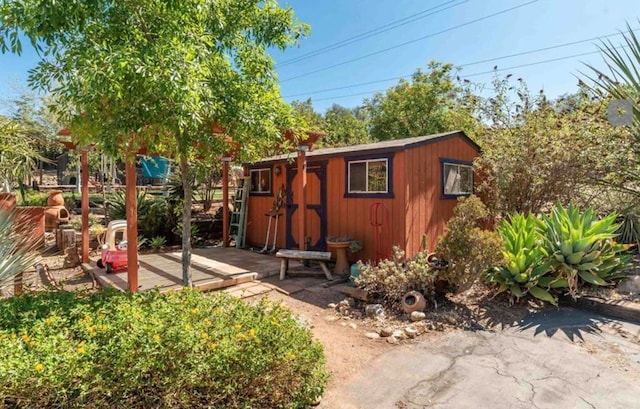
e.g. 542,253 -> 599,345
325,153 -> 406,264
403,136 -> 480,257
245,164 -> 287,249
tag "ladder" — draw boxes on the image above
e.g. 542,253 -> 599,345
229,176 -> 250,248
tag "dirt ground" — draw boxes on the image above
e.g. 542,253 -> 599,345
243,274 -> 535,396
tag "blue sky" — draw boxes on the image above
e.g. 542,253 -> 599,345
273,0 -> 640,112
1,0 -> 638,115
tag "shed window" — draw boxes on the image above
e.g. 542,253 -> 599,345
348,159 -> 388,194
443,162 -> 473,196
250,168 -> 271,194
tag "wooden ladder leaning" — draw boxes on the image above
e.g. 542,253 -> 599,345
229,176 -> 250,248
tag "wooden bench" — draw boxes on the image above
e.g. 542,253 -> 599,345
276,249 -> 333,281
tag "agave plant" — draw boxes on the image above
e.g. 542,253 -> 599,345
539,203 -> 631,296
484,213 -> 558,304
0,209 -> 38,289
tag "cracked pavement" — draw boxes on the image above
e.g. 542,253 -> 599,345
318,308 -> 640,408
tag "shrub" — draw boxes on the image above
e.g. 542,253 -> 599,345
0,289 -> 328,408
356,247 -> 438,310
150,236 -> 167,251
18,191 -> 49,206
485,204 -> 631,305
107,191 -> 177,240
483,213 -> 558,304
435,196 -> 504,290
539,203 -> 630,297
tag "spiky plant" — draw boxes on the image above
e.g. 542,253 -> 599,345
0,209 -> 38,289
539,204 -> 630,296
584,21 -> 640,132
484,213 -> 558,305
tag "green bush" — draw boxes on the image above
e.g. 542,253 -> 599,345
485,204 -> 631,304
18,191 -> 49,206
0,289 -> 328,408
108,191 -> 177,240
150,236 -> 167,251
483,213 -> 558,304
435,196 -> 504,290
356,247 -> 438,310
540,203 -> 630,297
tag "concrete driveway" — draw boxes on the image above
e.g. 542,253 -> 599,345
320,308 -> 640,409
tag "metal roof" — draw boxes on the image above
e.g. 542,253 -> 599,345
252,130 -> 478,164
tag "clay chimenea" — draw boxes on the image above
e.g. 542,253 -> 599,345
44,190 -> 70,230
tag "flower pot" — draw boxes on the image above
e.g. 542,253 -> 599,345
326,240 -> 351,275
401,291 -> 427,314
47,190 -> 65,207
427,253 -> 449,270
0,192 -> 16,211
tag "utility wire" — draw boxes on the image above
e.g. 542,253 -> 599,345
283,29 -> 638,98
277,0 -> 469,67
306,45 -> 628,103
280,0 -> 539,83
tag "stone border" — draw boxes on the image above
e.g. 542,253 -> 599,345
559,295 -> 640,323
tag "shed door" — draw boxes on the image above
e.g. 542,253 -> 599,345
286,161 -> 327,251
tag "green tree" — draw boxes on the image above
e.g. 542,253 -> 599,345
323,104 -> 371,147
0,114 -> 44,195
365,61 -> 478,141
291,98 -> 326,132
0,0 -> 308,286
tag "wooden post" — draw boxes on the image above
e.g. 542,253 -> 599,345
80,148 -> 89,263
297,147 -> 307,251
222,158 -> 231,247
125,158 -> 139,292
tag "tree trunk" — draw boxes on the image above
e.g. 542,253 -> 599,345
180,153 -> 193,287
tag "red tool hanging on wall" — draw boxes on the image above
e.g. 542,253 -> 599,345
370,202 -> 390,264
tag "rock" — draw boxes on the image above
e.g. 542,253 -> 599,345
365,304 -> 385,318
618,275 -> 640,294
324,315 -> 339,322
339,299 -> 350,307
404,327 -> 418,338
365,332 -> 380,340
410,311 -> 426,322
341,322 -> 347,327
379,327 -> 394,337
339,305 -> 351,316
327,303 -> 337,309
348,323 -> 358,330
386,336 -> 399,345
351,310 -> 363,319
392,329 -> 406,340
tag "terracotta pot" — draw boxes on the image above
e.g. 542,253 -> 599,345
427,253 -> 449,270
14,206 -> 45,248
0,192 -> 16,211
401,291 -> 427,314
47,190 -> 65,207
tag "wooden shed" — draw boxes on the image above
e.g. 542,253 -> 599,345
244,130 -> 480,263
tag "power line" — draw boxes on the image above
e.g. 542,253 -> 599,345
307,45 -> 628,103
280,0 -> 539,83
277,0 -> 469,67
282,29 -> 637,98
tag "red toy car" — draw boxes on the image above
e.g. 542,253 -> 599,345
96,220 -> 130,274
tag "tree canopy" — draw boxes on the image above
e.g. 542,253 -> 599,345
364,61 -> 478,141
0,0 -> 308,286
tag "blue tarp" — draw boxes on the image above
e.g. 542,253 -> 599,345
139,156 -> 171,179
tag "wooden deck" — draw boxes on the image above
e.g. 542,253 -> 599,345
87,247 -> 283,293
